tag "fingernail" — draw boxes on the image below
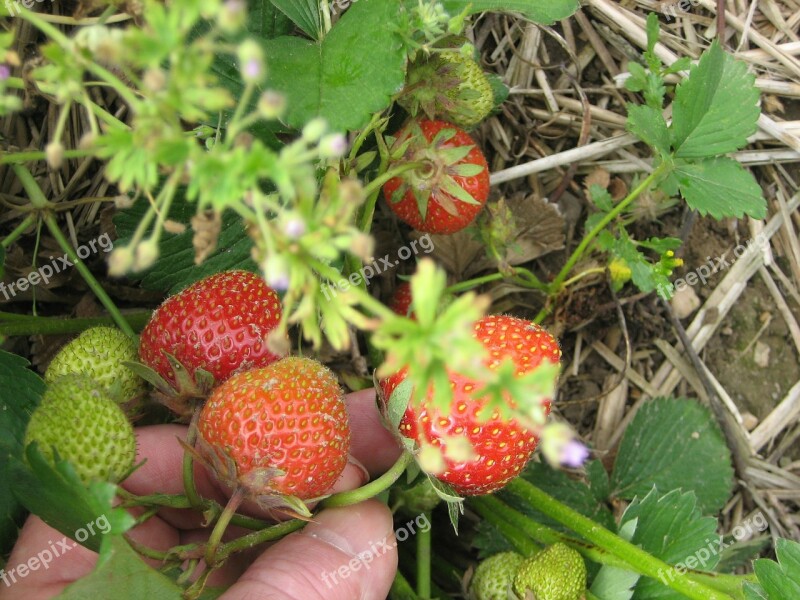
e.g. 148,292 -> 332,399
347,455 -> 370,485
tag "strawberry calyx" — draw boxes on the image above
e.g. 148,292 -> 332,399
125,352 -> 215,419
398,49 -> 494,128
186,433 -> 315,520
387,121 -> 484,222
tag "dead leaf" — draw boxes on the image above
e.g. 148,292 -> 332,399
584,167 -> 610,191
411,193 -> 565,279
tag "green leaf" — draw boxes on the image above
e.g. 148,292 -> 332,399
502,461 -> 616,533
610,397 -> 734,514
752,538 -> 800,599
585,459 -> 610,501
610,229 -> 672,295
113,196 -> 257,295
743,582 -> 768,600
675,157 -> 766,220
200,0 -> 294,149
590,516 -> 639,600
473,520 -> 515,558
426,476 -> 462,533
591,564 -> 639,600
627,104 -> 670,156
441,0 -> 579,24
261,0 -> 406,132
56,535 -> 182,599
0,351 -> 45,554
623,488 -> 721,599
0,244 -> 5,279
625,62 -> 649,94
670,40 -> 760,158
268,0 -> 321,40
716,535 -> 770,573
11,444 -> 135,553
386,378 -> 413,431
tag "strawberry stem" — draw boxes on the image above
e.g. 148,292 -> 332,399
214,518 -> 306,563
1,214 -> 37,249
183,411 -> 205,510
445,267 -> 547,295
0,311 -> 151,337
548,162 -> 670,295
321,451 -> 414,508
505,478 -> 736,600
416,511 -> 432,599
204,487 -> 245,567
11,164 -> 136,339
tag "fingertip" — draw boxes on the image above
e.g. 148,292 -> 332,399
222,500 -> 397,600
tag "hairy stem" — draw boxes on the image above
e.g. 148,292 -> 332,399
322,451 -> 414,509
0,312 -> 151,337
416,511 -> 432,598
549,163 -> 669,293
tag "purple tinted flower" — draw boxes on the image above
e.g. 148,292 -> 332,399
0,65 -> 10,81
319,133 -> 347,158
560,440 -> 590,468
243,59 -> 262,81
224,0 -> 244,13
283,217 -> 306,239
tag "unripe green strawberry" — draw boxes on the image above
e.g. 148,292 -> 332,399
513,543 -> 586,600
469,551 -> 524,600
24,375 -> 137,484
45,326 -> 145,404
399,50 -> 494,128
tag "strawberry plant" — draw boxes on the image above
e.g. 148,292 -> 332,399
1,0 -> 798,599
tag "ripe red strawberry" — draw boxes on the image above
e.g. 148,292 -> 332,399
383,119 -> 489,234
196,357 -> 351,510
139,270 -> 284,393
389,281 -> 414,317
379,315 -> 561,496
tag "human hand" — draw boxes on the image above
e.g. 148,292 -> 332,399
0,389 -> 403,600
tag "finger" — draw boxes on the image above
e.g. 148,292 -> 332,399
220,500 -> 397,600
0,513 -> 179,600
0,516 -> 98,600
345,388 -> 403,476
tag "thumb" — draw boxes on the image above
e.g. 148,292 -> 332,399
220,500 -> 397,600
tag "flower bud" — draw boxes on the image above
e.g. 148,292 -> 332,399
281,214 -> 306,239
257,90 -> 286,120
134,240 -> 159,271
218,0 -> 246,33
301,118 -> 327,143
318,133 -> 347,158
237,40 -> 265,84
262,255 -> 291,291
45,141 -> 64,169
108,247 -> 135,277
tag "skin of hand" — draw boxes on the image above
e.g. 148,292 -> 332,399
0,389 -> 403,600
